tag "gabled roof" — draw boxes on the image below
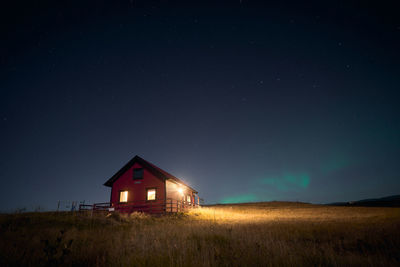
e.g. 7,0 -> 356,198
103,155 -> 198,193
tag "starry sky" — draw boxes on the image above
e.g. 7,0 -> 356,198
1,1 -> 399,211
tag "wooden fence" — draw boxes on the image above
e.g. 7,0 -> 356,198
79,198 -> 199,214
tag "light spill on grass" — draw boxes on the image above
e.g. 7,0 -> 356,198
0,202 -> 399,266
190,202 -> 399,223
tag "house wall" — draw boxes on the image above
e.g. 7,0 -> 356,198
110,162 -> 166,211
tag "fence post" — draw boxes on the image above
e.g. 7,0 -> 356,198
91,204 -> 95,218
71,201 -> 75,213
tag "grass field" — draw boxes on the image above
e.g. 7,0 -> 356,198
1,202 -> 399,266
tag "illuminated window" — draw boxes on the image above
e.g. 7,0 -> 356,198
133,168 -> 143,179
187,195 -> 191,203
119,191 -> 128,202
147,189 -> 156,201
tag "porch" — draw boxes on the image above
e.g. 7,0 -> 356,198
79,198 -> 201,214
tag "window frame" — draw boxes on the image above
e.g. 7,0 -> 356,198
146,187 -> 157,201
119,190 -> 129,203
132,168 -> 144,180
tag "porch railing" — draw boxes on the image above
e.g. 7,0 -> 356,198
79,198 -> 200,213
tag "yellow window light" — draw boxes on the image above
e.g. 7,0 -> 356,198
147,189 -> 156,200
120,191 -> 128,202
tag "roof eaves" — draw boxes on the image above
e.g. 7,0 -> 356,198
103,156 -> 198,194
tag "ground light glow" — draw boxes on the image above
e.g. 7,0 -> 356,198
188,202 -> 395,224
1,203 -> 399,266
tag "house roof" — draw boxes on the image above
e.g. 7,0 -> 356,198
103,155 -> 198,193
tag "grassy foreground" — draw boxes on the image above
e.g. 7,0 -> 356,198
0,202 -> 399,266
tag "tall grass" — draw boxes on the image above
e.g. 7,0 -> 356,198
0,202 -> 399,266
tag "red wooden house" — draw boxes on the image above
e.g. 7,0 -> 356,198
100,155 -> 199,213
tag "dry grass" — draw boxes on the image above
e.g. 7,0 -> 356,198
0,202 -> 399,266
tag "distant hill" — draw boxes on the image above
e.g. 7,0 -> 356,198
328,195 -> 400,207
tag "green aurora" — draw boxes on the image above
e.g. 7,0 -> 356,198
320,155 -> 352,174
260,173 -> 310,191
220,172 -> 311,204
219,154 -> 361,204
220,193 -> 259,204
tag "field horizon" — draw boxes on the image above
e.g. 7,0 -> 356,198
1,202 -> 399,266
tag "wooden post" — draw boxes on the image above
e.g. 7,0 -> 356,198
91,204 -> 95,218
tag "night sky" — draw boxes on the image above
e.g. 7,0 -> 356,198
1,1 -> 399,211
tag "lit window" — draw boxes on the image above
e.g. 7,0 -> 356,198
147,189 -> 156,201
133,168 -> 143,179
120,191 -> 128,202
187,195 -> 191,203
